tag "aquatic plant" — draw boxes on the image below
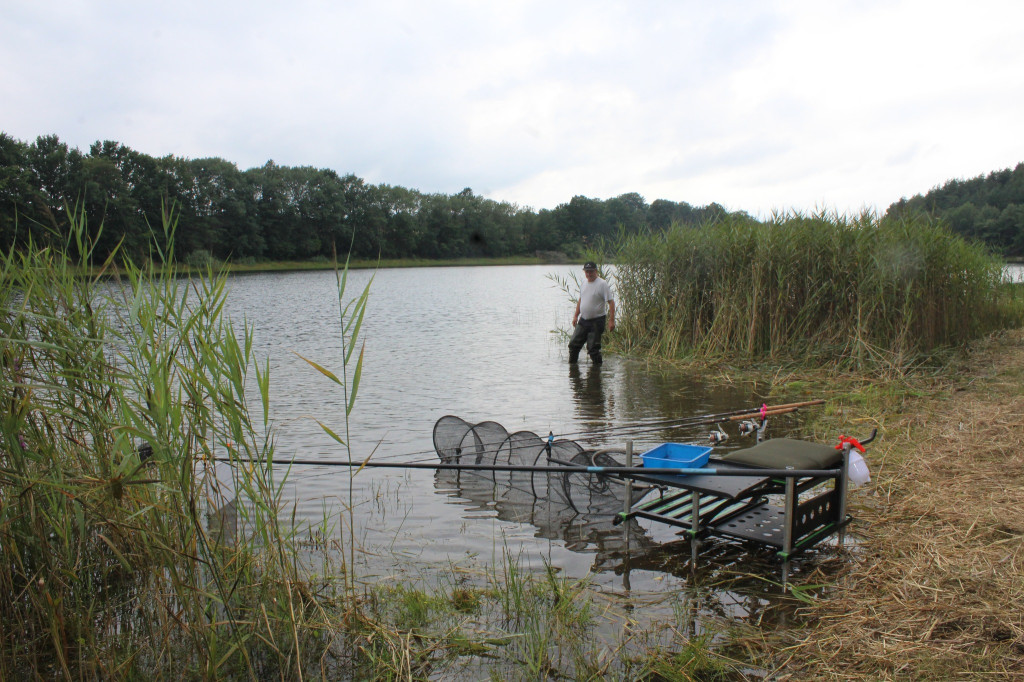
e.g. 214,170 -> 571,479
613,211 -> 1022,371
0,207 -> 339,677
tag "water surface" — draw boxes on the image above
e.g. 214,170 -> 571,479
214,266 -> 839,620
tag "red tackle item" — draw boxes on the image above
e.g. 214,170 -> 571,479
835,434 -> 866,453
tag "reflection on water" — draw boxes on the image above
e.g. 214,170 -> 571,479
569,363 -> 611,425
210,266 -> 844,627
431,413 -> 662,574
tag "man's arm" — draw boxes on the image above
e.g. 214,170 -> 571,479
572,299 -> 581,326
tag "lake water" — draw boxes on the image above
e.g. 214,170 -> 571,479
208,265 -> 841,626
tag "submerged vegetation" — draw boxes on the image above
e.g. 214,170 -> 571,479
613,211 -> 1023,371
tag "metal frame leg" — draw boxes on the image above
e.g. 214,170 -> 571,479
782,473 -> 795,558
837,446 -> 850,547
690,492 -> 701,565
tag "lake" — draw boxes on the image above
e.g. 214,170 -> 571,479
210,265 -> 838,623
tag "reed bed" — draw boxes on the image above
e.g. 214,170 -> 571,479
614,212 -> 1021,371
0,210 -> 345,677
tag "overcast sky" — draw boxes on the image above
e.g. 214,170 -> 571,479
3,0 -> 1023,216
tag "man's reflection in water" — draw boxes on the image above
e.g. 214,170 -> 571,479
569,360 -> 614,430
569,362 -> 639,591
569,362 -> 608,425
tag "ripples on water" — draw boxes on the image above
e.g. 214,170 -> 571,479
213,266 -> 849,615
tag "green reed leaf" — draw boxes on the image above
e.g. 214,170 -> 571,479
295,352 -> 343,386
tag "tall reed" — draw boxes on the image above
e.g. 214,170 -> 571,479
613,211 -> 1021,370
0,208 -> 340,677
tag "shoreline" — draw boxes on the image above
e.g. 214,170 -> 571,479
760,328 -> 1024,677
221,255 -> 565,272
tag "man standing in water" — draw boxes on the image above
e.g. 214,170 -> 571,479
569,262 -> 615,364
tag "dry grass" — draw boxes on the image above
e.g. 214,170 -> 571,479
766,329 -> 1024,679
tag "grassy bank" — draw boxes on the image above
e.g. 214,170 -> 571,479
93,254 -> 567,280
741,329 -> 1024,678
613,211 -> 1023,371
231,255 -> 559,272
602,211 -> 1024,676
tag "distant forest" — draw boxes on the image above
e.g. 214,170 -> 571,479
886,162 -> 1024,257
2,132 -> 1022,262
0,133 -> 734,264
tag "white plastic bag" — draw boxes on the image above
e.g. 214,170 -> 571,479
847,451 -> 871,486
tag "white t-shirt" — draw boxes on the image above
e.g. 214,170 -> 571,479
579,278 -> 614,320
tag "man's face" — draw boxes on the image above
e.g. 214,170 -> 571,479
584,268 -> 598,282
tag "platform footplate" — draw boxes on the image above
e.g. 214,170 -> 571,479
631,493 -> 758,530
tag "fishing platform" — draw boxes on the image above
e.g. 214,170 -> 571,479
430,402 -> 874,563
615,437 -> 866,560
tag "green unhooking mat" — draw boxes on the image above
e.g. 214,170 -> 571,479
720,438 -> 842,470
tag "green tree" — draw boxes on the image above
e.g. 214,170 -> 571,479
887,162 -> 1024,256
0,133 -> 35,250
563,195 -> 610,242
88,141 -> 177,260
27,134 -> 83,235
246,161 -> 303,260
648,198 -> 697,230
80,154 -> 139,258
376,184 -> 424,258
605,192 -> 648,234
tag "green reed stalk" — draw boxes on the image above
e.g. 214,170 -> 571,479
296,241 -> 373,599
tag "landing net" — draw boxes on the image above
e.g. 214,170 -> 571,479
431,415 -> 648,518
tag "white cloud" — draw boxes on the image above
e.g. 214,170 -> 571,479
2,0 -> 1023,215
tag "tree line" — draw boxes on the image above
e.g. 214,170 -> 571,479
886,162 -> 1024,257
0,132 -> 733,264
5,132 -> 1019,262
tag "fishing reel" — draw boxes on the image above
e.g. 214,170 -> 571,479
737,403 -> 769,442
708,425 -> 729,445
738,417 -> 768,442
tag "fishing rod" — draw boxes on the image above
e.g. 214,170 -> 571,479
212,401 -> 827,480
563,403 -> 813,442
553,400 -> 824,440
213,456 -> 840,480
